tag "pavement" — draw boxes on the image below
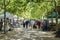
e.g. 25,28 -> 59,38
0,28 -> 59,40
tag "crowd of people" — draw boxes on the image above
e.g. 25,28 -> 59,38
0,18 -> 20,31
0,18 -> 50,31
22,19 -> 50,31
0,18 -> 60,37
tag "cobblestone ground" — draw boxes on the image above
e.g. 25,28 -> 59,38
0,28 -> 59,40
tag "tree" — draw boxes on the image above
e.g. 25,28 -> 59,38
0,0 -> 60,31
0,0 -> 11,33
3,0 -> 10,33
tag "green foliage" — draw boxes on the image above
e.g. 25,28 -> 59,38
0,0 -> 60,19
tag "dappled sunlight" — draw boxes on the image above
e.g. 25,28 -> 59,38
39,31 -> 47,34
0,0 -> 60,40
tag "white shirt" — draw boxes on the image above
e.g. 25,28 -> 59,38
30,20 -> 35,25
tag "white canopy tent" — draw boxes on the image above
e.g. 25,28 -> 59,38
13,15 -> 24,20
0,12 -> 14,19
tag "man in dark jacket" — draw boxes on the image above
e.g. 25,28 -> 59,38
25,20 -> 30,29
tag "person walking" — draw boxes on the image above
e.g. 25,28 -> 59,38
0,19 -> 3,31
30,20 -> 35,29
36,20 -> 42,29
25,20 -> 30,29
23,19 -> 26,28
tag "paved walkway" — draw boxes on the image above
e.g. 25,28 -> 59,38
0,28 -> 59,40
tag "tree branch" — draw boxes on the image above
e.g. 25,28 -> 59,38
6,0 -> 10,7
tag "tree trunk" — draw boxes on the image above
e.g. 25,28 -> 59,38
54,0 -> 58,31
4,0 -> 6,34
51,18 -> 53,25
